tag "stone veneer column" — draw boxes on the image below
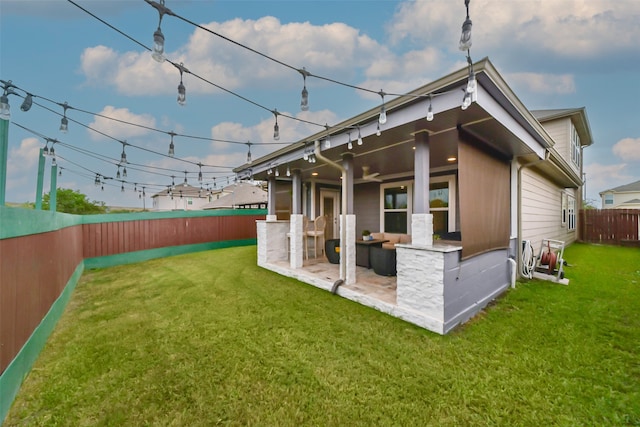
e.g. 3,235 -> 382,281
411,213 -> 433,246
396,246 -> 445,333
343,214 -> 356,284
256,220 -> 288,267
289,214 -> 304,269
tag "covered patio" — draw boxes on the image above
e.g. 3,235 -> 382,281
235,58 -> 551,333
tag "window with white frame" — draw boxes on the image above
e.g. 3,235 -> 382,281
380,181 -> 412,233
568,195 -> 576,230
571,123 -> 581,168
561,192 -> 567,225
430,175 -> 457,236
604,193 -> 614,205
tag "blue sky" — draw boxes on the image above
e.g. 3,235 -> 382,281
2,0 -> 639,208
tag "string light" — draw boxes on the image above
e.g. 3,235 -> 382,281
376,122 -> 381,137
273,110 -> 280,141
176,62 -> 188,106
347,132 -> 353,150
116,165 -> 121,179
168,131 -> 176,157
183,170 -> 188,184
466,55 -> 476,94
299,67 -> 310,111
246,142 -> 252,164
121,183 -> 125,192
286,164 -> 291,177
459,0 -> 472,51
20,93 -> 33,112
147,0 -> 174,62
0,80 -> 15,119
324,124 -> 331,149
357,126 -> 363,145
378,90 -> 387,125
120,141 -> 127,163
122,166 -> 127,178
426,96 -> 434,121
59,102 -> 70,133
198,163 -> 203,182
275,167 -> 280,177
461,90 -> 472,110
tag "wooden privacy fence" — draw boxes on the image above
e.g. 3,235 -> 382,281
579,209 -> 640,246
0,208 -> 265,378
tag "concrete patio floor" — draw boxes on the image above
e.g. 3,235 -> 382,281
269,255 -> 397,305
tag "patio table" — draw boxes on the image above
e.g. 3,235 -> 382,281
355,239 -> 389,268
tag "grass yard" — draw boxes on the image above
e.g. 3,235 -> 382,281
5,243 -> 640,426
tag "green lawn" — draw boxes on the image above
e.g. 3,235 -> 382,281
5,243 -> 640,426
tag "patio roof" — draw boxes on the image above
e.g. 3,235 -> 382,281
234,57 -> 553,183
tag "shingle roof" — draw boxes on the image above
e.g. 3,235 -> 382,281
202,183 -> 267,209
605,179 -> 640,193
151,183 -> 205,198
622,198 -> 640,205
531,108 -> 584,121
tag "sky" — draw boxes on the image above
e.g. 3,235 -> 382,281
1,0 -> 639,208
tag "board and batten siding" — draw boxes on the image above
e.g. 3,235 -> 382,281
354,181 -> 381,235
521,168 -> 577,251
540,118 -> 570,160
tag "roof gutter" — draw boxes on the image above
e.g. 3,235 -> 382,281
314,141 -> 347,281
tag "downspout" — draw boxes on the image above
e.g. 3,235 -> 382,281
314,140 -> 347,281
517,149 -> 550,278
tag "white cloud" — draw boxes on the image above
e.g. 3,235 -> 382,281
80,17 -> 387,96
87,106 -> 157,141
584,162 -> 634,194
506,72 -> 576,95
6,137 -> 41,196
388,1 -> 640,60
612,137 -> 640,162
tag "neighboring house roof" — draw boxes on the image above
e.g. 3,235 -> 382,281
622,198 -> 640,205
202,182 -> 267,209
600,179 -> 640,194
151,183 -> 205,198
531,107 -> 594,147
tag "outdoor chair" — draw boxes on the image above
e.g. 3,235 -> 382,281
287,215 -> 309,260
306,215 -> 326,259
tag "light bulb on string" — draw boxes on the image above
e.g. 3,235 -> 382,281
116,165 -> 121,179
378,91 -> 387,125
357,126 -> 363,145
20,93 -> 33,112
0,93 -> 10,120
461,91 -> 472,110
168,131 -> 176,157
324,124 -> 331,149
198,163 -> 203,182
149,0 -> 174,62
120,142 -> 127,163
459,0 -> 473,52
299,67 -> 310,111
286,164 -> 291,177
426,96 -> 434,121
123,166 -> 127,178
59,102 -> 70,133
347,132 -> 353,150
246,142 -> 252,164
376,122 -> 381,137
176,63 -> 188,106
273,110 -> 280,141
184,170 -> 188,184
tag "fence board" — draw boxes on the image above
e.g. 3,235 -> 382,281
579,209 -> 640,246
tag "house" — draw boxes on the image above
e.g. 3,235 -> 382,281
202,182 -> 268,209
233,57 -> 593,334
151,183 -> 211,211
599,180 -> 640,209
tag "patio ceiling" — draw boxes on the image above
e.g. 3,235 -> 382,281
249,101 -> 538,184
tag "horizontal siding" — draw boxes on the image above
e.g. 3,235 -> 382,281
541,118 -> 569,161
521,168 -> 576,251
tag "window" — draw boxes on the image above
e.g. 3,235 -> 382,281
187,197 -> 193,205
380,182 -> 412,233
604,194 -> 614,205
561,193 -> 567,225
571,123 -> 581,168
430,175 -> 456,235
568,195 -> 576,231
